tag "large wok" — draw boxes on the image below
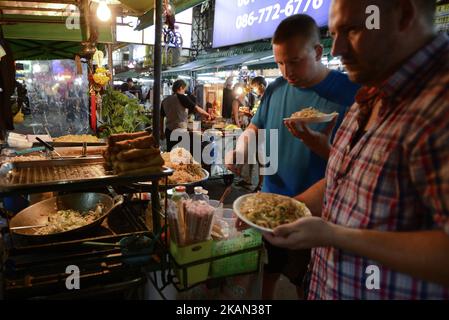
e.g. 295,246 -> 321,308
9,193 -> 124,239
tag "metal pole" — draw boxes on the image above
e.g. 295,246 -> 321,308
79,0 -> 90,42
152,0 -> 163,145
150,0 -> 163,237
107,44 -> 113,85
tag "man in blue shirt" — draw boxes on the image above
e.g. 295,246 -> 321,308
226,14 -> 359,299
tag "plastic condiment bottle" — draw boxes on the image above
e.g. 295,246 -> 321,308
172,186 -> 190,202
192,186 -> 209,202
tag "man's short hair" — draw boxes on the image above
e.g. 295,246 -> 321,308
172,79 -> 187,93
126,78 -> 133,83
251,76 -> 267,88
272,14 -> 320,45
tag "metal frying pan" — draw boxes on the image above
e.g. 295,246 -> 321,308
9,193 -> 124,239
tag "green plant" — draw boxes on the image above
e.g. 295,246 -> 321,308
99,87 -> 151,138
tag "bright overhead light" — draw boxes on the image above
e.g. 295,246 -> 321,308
32,64 -> 41,73
235,87 -> 244,96
97,1 -> 111,22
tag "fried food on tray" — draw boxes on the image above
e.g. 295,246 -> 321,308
107,131 -> 149,145
116,147 -> 160,161
54,135 -> 100,143
113,135 -> 156,152
162,148 -> 205,185
103,131 -> 163,175
239,193 -> 310,230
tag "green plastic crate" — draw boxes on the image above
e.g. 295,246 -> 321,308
170,240 -> 213,288
210,229 -> 262,278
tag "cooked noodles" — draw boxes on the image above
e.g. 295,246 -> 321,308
36,203 -> 104,235
239,193 -> 309,229
162,148 -> 205,184
291,107 -> 326,119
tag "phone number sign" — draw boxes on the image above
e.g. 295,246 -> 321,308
213,0 -> 330,48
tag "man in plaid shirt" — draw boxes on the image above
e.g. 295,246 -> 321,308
265,0 -> 449,299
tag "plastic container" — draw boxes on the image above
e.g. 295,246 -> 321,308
170,239 -> 213,288
8,132 -> 27,140
7,136 -> 33,149
192,186 -> 209,202
192,121 -> 201,131
172,186 -> 190,202
210,229 -> 262,278
222,208 -> 237,230
188,120 -> 201,131
208,199 -> 222,209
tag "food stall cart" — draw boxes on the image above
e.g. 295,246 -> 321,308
0,155 -> 174,299
0,0 -> 170,299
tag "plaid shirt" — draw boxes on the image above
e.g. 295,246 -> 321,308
308,34 -> 449,300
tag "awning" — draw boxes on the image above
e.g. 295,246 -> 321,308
194,53 -> 256,72
0,2 -> 114,60
7,39 -> 86,60
114,70 -> 142,80
1,14 -> 114,44
162,57 -> 217,76
242,51 -> 275,69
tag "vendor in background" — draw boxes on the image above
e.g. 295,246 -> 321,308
160,79 -> 213,151
121,78 -> 142,100
250,76 -> 267,115
233,83 -> 256,188
232,84 -> 250,129
250,76 -> 267,192
120,77 -> 134,93
222,77 -> 234,123
16,81 -> 31,115
206,101 -> 219,118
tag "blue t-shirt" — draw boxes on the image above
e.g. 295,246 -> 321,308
251,70 -> 360,197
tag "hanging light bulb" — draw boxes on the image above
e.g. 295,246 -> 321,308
33,64 -> 41,73
97,0 -> 111,22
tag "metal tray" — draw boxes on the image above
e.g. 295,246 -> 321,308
49,141 -> 107,147
134,168 -> 209,190
0,157 -> 173,196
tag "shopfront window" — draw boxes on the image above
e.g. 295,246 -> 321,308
13,60 -> 90,137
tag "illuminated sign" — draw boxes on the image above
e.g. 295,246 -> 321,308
213,0 -> 330,47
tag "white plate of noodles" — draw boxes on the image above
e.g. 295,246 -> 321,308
284,107 -> 338,124
233,192 -> 312,233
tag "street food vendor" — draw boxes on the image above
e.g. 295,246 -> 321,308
160,79 -> 212,151
231,83 -> 250,129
